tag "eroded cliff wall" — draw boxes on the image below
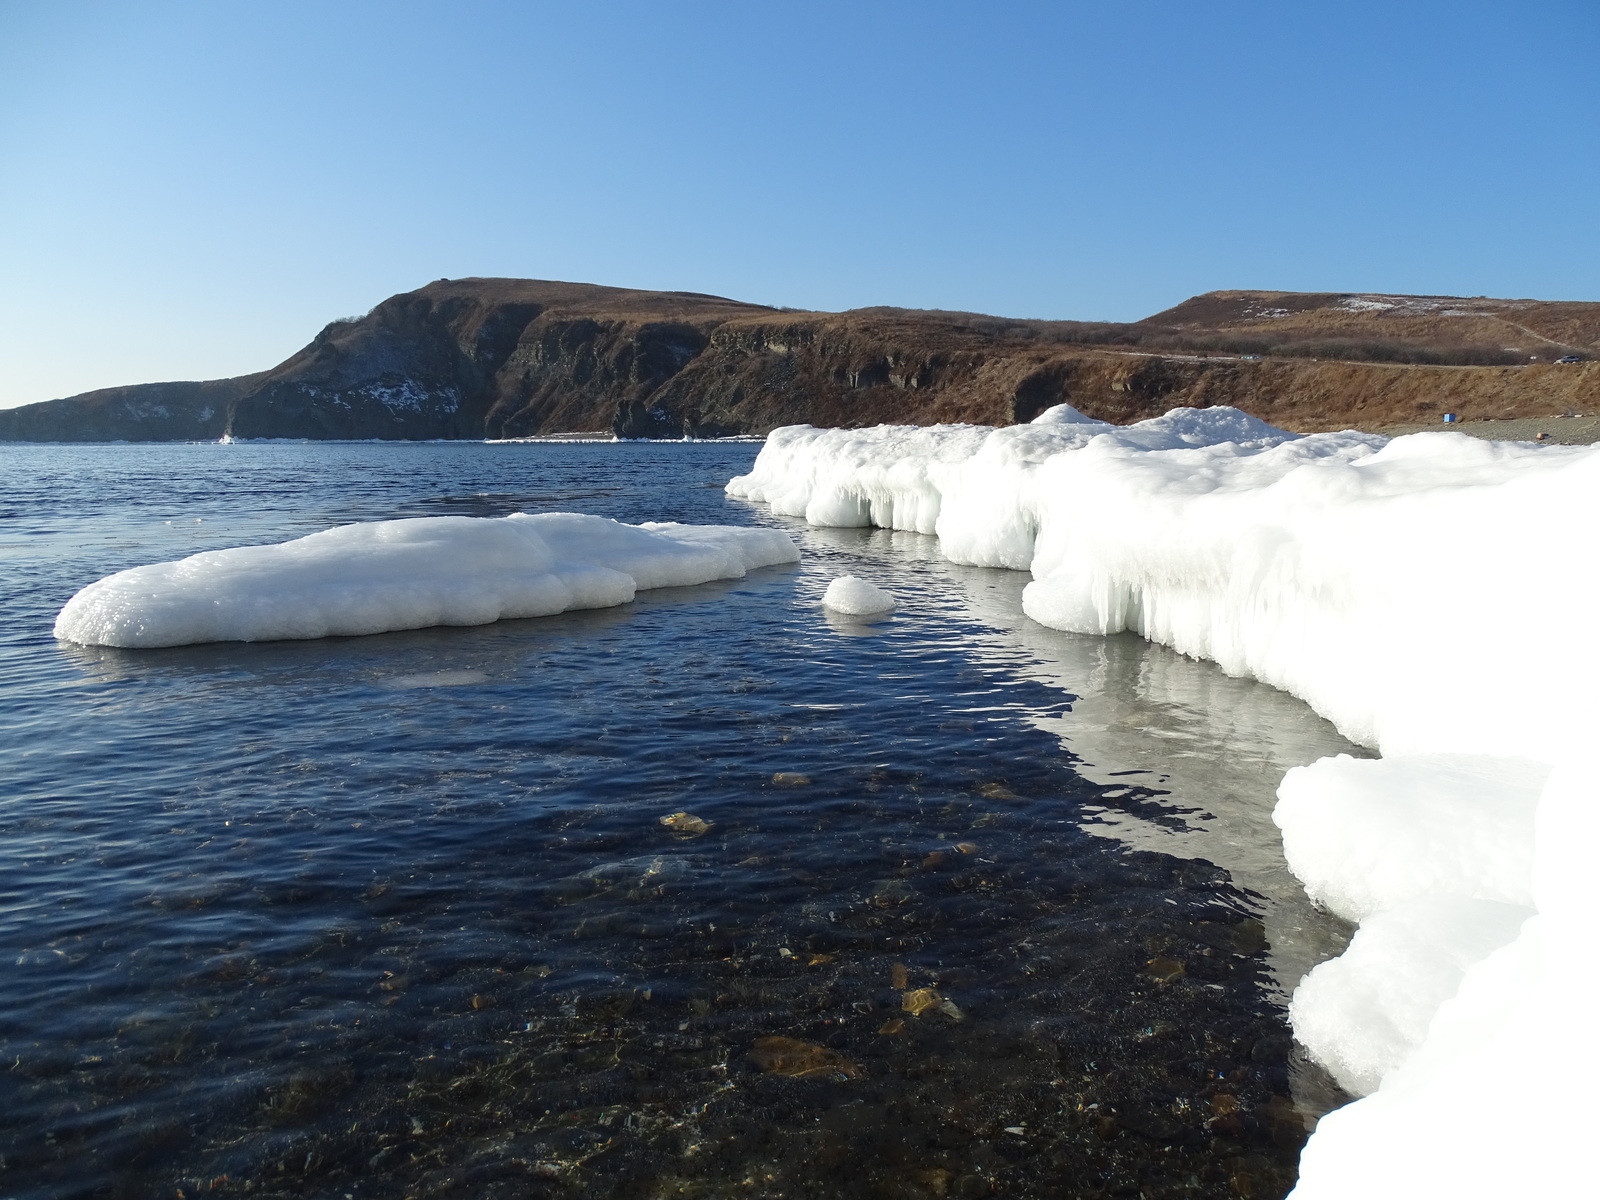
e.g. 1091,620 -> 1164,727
4,279 -> 1597,441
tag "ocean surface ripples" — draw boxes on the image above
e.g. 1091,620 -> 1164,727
0,442 -> 1360,1200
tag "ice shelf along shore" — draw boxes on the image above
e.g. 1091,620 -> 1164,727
53,513 -> 799,648
728,405 -> 1600,1199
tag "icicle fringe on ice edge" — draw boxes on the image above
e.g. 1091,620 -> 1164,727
727,405 -> 1600,1199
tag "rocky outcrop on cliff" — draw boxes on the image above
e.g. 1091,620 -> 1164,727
225,280 -> 768,440
0,375 -> 261,442
4,279 -> 1598,442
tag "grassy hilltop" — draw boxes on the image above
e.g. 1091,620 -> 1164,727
4,281 -> 1597,441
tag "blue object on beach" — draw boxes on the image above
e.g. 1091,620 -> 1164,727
1443,413 -> 1458,423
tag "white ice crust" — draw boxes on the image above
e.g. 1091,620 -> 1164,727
1275,754 -> 1547,923
822,575 -> 897,615
729,404 -> 1600,1198
54,513 -> 799,648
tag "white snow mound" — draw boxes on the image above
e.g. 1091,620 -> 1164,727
822,575 -> 897,615
1287,893 -> 1532,1096
1275,754 -> 1547,923
53,513 -> 799,648
729,406 -> 1600,1198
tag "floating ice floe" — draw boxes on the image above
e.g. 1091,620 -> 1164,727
822,575 -> 897,615
54,513 -> 799,648
729,404 -> 1600,1199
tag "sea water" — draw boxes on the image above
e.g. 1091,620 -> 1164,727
0,442 -> 1361,1200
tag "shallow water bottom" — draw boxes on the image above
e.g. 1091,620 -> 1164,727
0,443 -> 1364,1199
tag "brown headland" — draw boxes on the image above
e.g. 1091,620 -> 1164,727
3,280 -> 1595,442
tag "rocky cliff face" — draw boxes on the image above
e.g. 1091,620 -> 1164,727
0,375 -> 259,441
4,279 -> 1598,442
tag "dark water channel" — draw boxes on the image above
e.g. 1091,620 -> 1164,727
0,442 -> 1356,1200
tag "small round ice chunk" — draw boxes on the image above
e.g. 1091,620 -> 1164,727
822,575 -> 897,615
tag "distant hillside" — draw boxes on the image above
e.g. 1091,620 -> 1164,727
3,280 -> 1596,441
1133,290 -> 1600,365
0,375 -> 263,442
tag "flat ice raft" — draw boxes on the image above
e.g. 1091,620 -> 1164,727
54,513 -> 799,648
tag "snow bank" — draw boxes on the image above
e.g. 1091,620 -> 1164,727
822,575 -> 897,615
729,405 -> 1600,1197
1275,753 -> 1546,1100
729,403 -> 1297,570
1294,761 -> 1600,1197
1275,754 -> 1546,922
1286,893 -> 1532,1096
54,513 -> 798,648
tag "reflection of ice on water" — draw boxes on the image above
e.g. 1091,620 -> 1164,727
822,608 -> 895,638
802,523 -> 1366,1119
383,669 -> 491,689
944,565 -> 1365,1003
804,523 -> 1364,993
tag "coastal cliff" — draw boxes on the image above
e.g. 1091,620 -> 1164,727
4,279 -> 1598,441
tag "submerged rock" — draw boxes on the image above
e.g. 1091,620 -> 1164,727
1145,957 -> 1186,984
747,1036 -> 860,1079
659,811 -> 713,837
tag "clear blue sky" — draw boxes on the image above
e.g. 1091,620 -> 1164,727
2,0 -> 1595,407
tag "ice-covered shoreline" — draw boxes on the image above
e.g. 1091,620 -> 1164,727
728,406 -> 1600,1197
53,513 -> 798,648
